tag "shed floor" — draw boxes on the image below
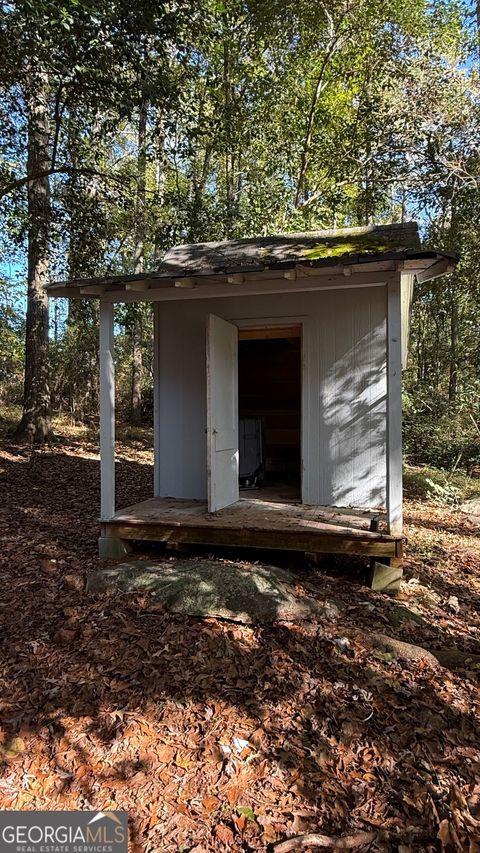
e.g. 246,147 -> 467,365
101,497 -> 401,561
240,482 -> 300,503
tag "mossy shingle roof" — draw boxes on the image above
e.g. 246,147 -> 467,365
46,221 -> 458,294
161,222 -> 424,275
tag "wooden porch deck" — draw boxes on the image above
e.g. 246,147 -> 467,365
102,497 -> 402,561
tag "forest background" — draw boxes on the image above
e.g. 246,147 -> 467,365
0,0 -> 479,473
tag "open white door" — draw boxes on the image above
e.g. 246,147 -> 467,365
207,314 -> 239,512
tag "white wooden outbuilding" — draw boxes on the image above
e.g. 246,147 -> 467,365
47,223 -> 457,584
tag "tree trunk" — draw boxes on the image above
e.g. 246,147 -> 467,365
15,71 -> 52,443
222,13 -> 236,237
130,95 -> 147,425
294,29 -> 341,209
448,286 -> 458,403
477,1 -> 480,67
131,315 -> 143,424
133,96 -> 147,276
153,114 -> 166,263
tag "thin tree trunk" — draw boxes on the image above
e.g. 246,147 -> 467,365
294,32 -> 341,209
448,287 -> 458,403
131,315 -> 142,424
189,144 -> 212,242
153,113 -> 166,263
363,132 -> 372,226
53,299 -> 59,342
222,13 -> 236,236
133,96 -> 147,276
131,95 -> 147,425
477,1 -> 480,67
15,70 -> 52,443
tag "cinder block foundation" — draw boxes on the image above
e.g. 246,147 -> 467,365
98,536 -> 133,560
370,560 -> 403,595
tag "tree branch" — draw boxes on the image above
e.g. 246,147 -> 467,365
294,30 -> 349,207
50,83 -> 67,172
274,830 -> 376,852
1,165 -> 131,200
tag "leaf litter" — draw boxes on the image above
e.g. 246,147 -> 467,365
0,431 -> 479,851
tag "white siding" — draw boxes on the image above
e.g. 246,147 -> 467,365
157,286 -> 387,508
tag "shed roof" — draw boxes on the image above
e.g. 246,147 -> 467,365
47,222 -> 458,300
161,222 -> 423,273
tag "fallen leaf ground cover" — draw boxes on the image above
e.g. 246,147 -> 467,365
0,415 -> 479,852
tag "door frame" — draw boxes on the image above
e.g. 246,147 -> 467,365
233,315 -> 306,504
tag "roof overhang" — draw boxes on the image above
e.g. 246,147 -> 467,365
46,250 -> 458,303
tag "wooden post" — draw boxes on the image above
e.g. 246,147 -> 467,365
153,302 -> 160,497
99,301 -> 115,520
386,277 -> 403,538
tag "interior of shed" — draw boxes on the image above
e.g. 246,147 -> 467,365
238,326 -> 301,503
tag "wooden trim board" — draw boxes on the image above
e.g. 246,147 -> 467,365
238,325 -> 302,341
386,277 -> 403,537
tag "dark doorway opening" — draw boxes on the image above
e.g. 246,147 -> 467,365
238,326 -> 302,503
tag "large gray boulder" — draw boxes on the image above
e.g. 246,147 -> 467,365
87,559 -> 339,624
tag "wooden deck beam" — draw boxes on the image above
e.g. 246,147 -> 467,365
100,495 -> 399,560
101,519 -> 397,558
101,520 -> 397,558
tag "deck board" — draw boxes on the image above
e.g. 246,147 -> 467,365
103,497 -> 399,559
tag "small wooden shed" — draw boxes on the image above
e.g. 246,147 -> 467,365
47,223 -> 457,581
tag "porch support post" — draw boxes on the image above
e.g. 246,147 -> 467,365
386,277 -> 403,538
99,300 -> 115,520
153,302 -> 160,496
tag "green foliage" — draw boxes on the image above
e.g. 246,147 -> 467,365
403,464 -> 476,503
424,475 -> 461,507
404,189 -> 480,471
403,390 -> 480,471
114,305 -> 154,422
237,806 -> 256,822
0,282 -> 24,402
0,0 -> 479,452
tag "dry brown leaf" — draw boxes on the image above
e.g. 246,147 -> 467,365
235,814 -> 246,833
64,574 -> 84,591
226,785 -> 242,807
202,795 -> 219,812
215,823 -> 235,845
175,751 -> 193,770
54,628 -> 76,644
1,737 -> 25,760
437,819 -> 459,851
157,744 -> 175,763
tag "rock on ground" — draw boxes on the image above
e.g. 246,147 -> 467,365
460,496 -> 480,524
87,559 -> 339,624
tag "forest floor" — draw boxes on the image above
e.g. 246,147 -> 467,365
0,408 -> 480,852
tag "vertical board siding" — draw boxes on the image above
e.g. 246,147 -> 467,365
314,289 -> 386,507
158,287 -> 387,508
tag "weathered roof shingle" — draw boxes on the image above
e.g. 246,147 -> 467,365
161,222 -> 422,276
